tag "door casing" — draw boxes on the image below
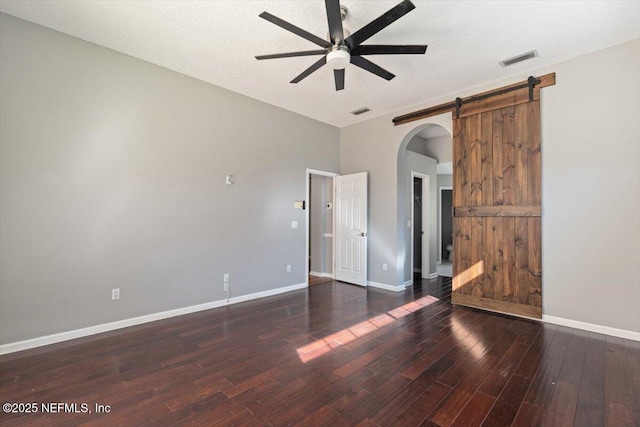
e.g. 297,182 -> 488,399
411,172 -> 430,281
305,168 -> 339,287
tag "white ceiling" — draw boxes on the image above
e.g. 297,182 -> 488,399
1,1 -> 638,128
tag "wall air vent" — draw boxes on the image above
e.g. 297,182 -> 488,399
499,50 -> 538,68
351,107 -> 371,116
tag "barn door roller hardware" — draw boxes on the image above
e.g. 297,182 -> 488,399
527,76 -> 537,101
453,76 -> 542,118
455,97 -> 462,119
393,72 -> 555,125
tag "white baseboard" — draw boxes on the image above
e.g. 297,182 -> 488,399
0,282 -> 308,355
367,281 -> 405,293
411,273 -> 438,281
404,280 -> 413,287
450,303 -> 640,342
542,315 -> 640,342
6,282 -> 636,356
309,271 -> 334,278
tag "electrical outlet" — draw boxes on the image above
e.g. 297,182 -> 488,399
382,264 -> 387,271
224,283 -> 229,292
111,288 -> 120,300
223,273 -> 229,283
286,264 -> 291,273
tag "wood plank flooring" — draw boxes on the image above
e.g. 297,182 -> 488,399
308,275 -> 333,286
0,277 -> 638,426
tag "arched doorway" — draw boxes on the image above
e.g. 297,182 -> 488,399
397,123 -> 453,285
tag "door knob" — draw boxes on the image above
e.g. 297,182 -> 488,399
359,232 -> 367,237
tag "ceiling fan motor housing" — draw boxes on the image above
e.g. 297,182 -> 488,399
327,46 -> 350,69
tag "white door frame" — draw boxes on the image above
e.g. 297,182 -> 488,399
438,186 -> 453,264
411,172 -> 430,281
305,168 -> 339,287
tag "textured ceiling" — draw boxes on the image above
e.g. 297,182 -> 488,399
1,1 -> 638,127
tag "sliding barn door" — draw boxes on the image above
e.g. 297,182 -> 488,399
452,101 -> 542,318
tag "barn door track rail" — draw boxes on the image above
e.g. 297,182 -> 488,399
392,73 -> 555,125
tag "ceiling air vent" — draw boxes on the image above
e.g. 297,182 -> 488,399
499,50 -> 538,68
351,107 -> 371,116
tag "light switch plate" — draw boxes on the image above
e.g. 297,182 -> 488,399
291,221 -> 298,229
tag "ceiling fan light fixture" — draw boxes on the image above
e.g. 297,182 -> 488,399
327,47 -> 350,70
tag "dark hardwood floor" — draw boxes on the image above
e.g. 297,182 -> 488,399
1,277 -> 638,426
308,275 -> 333,286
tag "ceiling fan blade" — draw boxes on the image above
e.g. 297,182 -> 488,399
256,50 -> 328,60
334,69 -> 345,91
259,11 -> 331,48
350,56 -> 395,81
325,0 -> 345,44
291,56 -> 328,83
351,45 -> 427,55
345,0 -> 416,49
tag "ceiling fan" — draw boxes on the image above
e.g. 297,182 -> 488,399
255,0 -> 428,91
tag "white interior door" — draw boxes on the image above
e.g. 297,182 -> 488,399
335,172 -> 368,286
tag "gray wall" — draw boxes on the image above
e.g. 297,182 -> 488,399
539,39 -> 639,332
437,174 -> 453,188
0,14 -> 340,345
309,175 -> 333,275
424,135 -> 453,164
406,135 -> 429,156
341,38 -> 640,334
406,134 -> 452,163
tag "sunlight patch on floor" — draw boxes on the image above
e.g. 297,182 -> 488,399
296,295 -> 439,363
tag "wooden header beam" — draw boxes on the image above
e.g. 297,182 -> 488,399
392,73 -> 555,126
